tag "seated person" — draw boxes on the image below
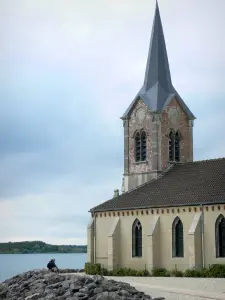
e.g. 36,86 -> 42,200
47,259 -> 59,272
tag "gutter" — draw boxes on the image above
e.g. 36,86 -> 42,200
89,200 -> 225,213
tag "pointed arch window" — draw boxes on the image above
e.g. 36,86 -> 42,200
135,131 -> 147,162
132,219 -> 142,257
215,215 -> 225,257
172,217 -> 184,257
169,130 -> 180,162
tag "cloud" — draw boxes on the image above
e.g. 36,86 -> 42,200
0,0 -> 224,244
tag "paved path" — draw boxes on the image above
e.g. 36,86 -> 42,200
106,276 -> 225,300
61,273 -> 225,300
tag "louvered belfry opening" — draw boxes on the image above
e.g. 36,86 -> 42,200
141,131 -> 147,160
216,215 -> 225,257
169,130 -> 180,162
135,132 -> 141,161
175,132 -> 180,162
172,217 -> 184,257
132,219 -> 142,257
169,131 -> 174,161
135,131 -> 147,162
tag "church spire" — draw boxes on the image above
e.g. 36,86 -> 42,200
122,1 -> 195,120
143,0 -> 172,94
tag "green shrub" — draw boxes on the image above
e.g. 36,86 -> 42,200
183,265 -> 225,278
124,268 -> 138,276
206,264 -> 225,278
136,269 -> 150,277
110,267 -> 149,277
152,268 -> 170,277
111,268 -> 126,276
84,263 -> 225,278
184,268 -> 202,277
170,269 -> 183,277
101,268 -> 109,276
84,263 -> 101,275
84,264 -> 150,277
200,267 -> 210,278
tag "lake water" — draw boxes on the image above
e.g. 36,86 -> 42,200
0,253 -> 87,282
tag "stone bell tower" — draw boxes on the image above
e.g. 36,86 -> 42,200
121,1 -> 196,193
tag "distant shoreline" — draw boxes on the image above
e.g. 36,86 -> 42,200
0,252 -> 87,254
0,241 -> 87,254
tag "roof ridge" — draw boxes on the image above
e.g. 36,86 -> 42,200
192,157 -> 225,164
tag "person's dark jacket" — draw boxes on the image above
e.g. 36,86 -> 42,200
47,260 -> 57,270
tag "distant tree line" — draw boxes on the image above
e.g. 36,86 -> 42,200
0,241 -> 87,254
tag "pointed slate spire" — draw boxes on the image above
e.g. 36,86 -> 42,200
143,0 -> 172,96
122,1 -> 195,120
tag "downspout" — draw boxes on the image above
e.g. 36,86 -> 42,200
124,118 -> 129,192
201,204 -> 205,268
127,119 -> 129,183
93,213 -> 96,264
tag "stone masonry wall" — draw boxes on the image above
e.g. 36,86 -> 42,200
161,97 -> 193,169
128,99 -> 153,174
126,96 -> 193,182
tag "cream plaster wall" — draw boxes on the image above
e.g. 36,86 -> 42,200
194,216 -> 203,269
87,218 -> 94,263
203,208 -> 225,267
95,216 -> 112,267
188,213 -> 202,269
88,205 -> 225,271
108,217 -> 120,270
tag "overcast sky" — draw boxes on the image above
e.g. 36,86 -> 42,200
0,0 -> 224,245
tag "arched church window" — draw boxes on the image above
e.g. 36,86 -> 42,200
175,132 -> 180,162
169,131 -> 175,161
215,215 -> 225,257
132,219 -> 142,257
135,132 -> 141,161
135,131 -> 147,162
141,131 -> 147,161
172,217 -> 184,257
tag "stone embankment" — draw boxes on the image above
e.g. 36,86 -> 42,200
0,269 -> 165,300
58,269 -> 84,274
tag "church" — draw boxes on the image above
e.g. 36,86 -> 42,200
87,2 -> 225,272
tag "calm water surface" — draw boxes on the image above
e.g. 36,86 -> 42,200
0,253 -> 87,282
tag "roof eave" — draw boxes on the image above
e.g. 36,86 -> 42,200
89,199 -> 225,213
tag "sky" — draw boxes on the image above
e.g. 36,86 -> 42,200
0,0 -> 224,245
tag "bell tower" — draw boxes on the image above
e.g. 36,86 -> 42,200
121,1 -> 195,193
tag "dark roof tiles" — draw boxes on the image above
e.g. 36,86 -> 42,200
90,158 -> 225,212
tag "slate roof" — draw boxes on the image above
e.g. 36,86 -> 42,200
122,2 -> 195,120
90,158 -> 225,212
